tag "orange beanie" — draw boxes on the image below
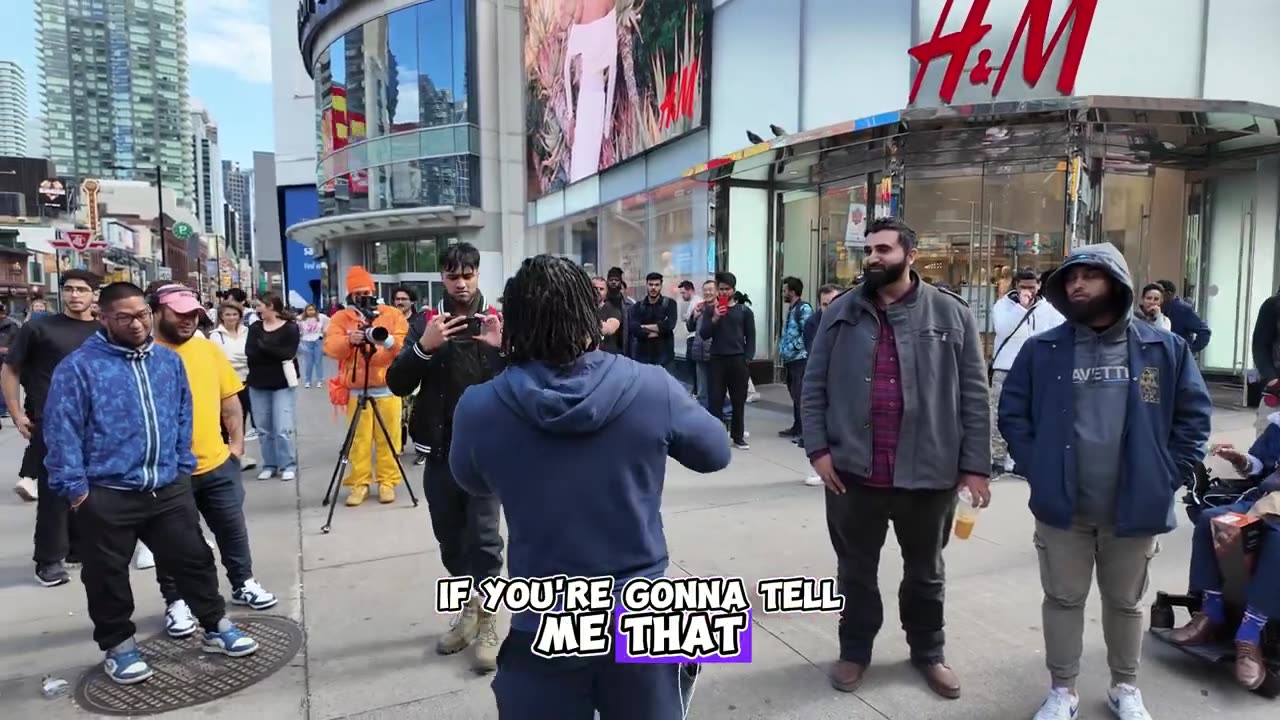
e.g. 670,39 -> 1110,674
346,266 -> 375,294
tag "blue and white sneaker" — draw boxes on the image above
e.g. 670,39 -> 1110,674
202,626 -> 259,658
231,578 -> 278,610
1107,684 -> 1152,720
104,647 -> 154,685
164,600 -> 198,638
1033,687 -> 1079,719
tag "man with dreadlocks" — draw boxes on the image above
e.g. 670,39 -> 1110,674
449,255 -> 731,718
385,242 -> 506,673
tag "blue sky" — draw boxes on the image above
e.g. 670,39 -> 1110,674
5,0 -> 274,167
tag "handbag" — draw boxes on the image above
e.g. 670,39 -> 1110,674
988,303 -> 1037,384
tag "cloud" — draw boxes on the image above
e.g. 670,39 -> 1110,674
186,0 -> 272,84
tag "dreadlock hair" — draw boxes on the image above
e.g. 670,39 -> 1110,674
501,254 -> 602,368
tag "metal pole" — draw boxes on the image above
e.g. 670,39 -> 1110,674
155,164 -> 168,268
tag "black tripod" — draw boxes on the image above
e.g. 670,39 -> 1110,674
321,343 -> 419,533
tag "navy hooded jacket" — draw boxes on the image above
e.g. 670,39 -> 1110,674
998,243 -> 1212,536
450,350 -> 731,631
43,331 -> 196,500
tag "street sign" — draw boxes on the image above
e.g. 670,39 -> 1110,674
52,229 -> 107,251
158,266 -> 172,281
172,222 -> 194,240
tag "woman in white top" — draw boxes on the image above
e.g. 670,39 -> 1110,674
209,303 -> 258,468
297,304 -> 329,388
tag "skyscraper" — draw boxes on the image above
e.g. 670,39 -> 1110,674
222,160 -> 253,259
35,0 -> 192,205
0,61 -> 28,157
190,101 -> 223,235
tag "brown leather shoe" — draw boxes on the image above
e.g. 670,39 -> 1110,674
1235,641 -> 1266,690
1168,612 -> 1217,645
830,660 -> 867,693
919,662 -> 961,699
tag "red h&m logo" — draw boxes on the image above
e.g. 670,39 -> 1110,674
659,58 -> 701,130
908,0 -> 1098,105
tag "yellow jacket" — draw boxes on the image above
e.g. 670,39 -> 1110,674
323,306 -> 408,390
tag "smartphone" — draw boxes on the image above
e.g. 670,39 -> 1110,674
717,296 -> 730,310
466,316 -> 484,336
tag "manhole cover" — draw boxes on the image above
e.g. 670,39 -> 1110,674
73,615 -> 304,716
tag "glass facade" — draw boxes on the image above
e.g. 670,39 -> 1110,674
313,0 -> 479,218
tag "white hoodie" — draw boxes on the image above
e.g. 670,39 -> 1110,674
990,292 -> 1066,371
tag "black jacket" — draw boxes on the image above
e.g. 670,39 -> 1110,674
629,295 -> 677,365
386,297 -> 505,458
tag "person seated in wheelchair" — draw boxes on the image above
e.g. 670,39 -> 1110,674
1169,416 -> 1280,691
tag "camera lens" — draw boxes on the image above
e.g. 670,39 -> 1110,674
364,326 -> 390,344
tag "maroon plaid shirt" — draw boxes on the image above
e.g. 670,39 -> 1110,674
861,299 -> 904,488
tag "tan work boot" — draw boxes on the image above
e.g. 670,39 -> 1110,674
378,483 -> 395,504
438,596 -> 480,655
473,609 -> 502,673
345,485 -> 369,507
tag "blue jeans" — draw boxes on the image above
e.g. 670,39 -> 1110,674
300,339 -> 325,385
248,387 -> 297,472
156,456 -> 253,601
1189,501 -> 1280,618
694,361 -> 731,417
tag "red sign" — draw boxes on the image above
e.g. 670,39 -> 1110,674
52,229 -> 107,252
659,59 -> 701,130
908,0 -> 1098,105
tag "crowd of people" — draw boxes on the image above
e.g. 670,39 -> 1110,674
6,223 -> 1278,719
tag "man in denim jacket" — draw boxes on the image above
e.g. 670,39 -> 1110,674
999,243 -> 1211,720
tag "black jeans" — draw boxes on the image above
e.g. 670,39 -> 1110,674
156,457 -> 252,603
75,477 -> 226,651
825,481 -> 955,666
27,424 -> 79,565
493,630 -> 685,719
424,457 -> 504,584
784,359 -> 807,432
708,355 -> 749,443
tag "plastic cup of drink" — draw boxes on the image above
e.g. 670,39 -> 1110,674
954,486 -> 980,540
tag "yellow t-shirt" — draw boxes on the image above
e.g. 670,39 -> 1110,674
163,336 -> 245,475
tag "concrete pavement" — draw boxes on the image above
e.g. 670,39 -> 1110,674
0,378 -> 1275,719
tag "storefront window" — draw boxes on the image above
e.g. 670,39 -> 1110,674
602,194 -> 648,299
568,217 -> 600,276
650,180 -> 711,295
363,238 -> 445,274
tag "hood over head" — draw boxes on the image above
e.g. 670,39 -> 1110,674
492,351 -> 643,435
1043,242 -> 1134,321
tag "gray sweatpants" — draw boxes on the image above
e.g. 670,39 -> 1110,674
1033,520 -> 1158,688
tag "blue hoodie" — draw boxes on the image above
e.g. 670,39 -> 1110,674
998,243 -> 1212,537
450,350 -> 732,631
43,331 -> 196,500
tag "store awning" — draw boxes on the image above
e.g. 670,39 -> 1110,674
286,206 -> 484,247
684,95 -> 1280,183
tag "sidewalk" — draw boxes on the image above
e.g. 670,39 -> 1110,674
0,380 -> 1273,719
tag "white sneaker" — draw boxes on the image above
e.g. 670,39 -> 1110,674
280,469 -> 296,482
244,429 -> 259,442
231,578 -> 279,610
746,392 -> 760,403
304,382 -> 311,388
803,475 -> 823,486
14,477 -> 38,502
165,600 -> 198,638
1107,684 -> 1152,720
1033,687 -> 1080,720
257,469 -> 275,481
134,543 -> 155,570
239,455 -> 258,471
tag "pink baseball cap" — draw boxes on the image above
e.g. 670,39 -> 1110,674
155,284 -> 203,315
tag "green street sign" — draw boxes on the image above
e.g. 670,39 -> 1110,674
173,222 -> 193,240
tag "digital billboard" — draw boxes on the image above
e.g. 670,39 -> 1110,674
524,0 -> 709,197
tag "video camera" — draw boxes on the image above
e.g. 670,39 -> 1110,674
351,295 -> 391,346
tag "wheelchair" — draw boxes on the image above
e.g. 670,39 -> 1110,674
1148,463 -> 1280,698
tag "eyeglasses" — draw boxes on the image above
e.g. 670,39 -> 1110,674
110,308 -> 152,326
63,285 -> 94,295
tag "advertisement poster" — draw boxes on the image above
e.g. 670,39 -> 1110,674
524,0 -> 709,197
844,203 -> 867,249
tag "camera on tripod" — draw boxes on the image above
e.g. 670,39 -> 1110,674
351,295 -> 392,348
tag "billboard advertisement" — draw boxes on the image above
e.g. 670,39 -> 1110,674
281,186 -> 323,309
524,0 -> 709,197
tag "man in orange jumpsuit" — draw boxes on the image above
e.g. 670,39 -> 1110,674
323,267 -> 409,506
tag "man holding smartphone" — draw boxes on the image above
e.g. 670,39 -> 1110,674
700,272 -> 755,450
386,243 -> 508,674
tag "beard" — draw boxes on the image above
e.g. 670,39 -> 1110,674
1063,293 -> 1117,325
606,288 -> 624,306
862,260 -> 908,292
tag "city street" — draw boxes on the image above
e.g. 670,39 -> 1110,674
0,380 -> 1275,720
